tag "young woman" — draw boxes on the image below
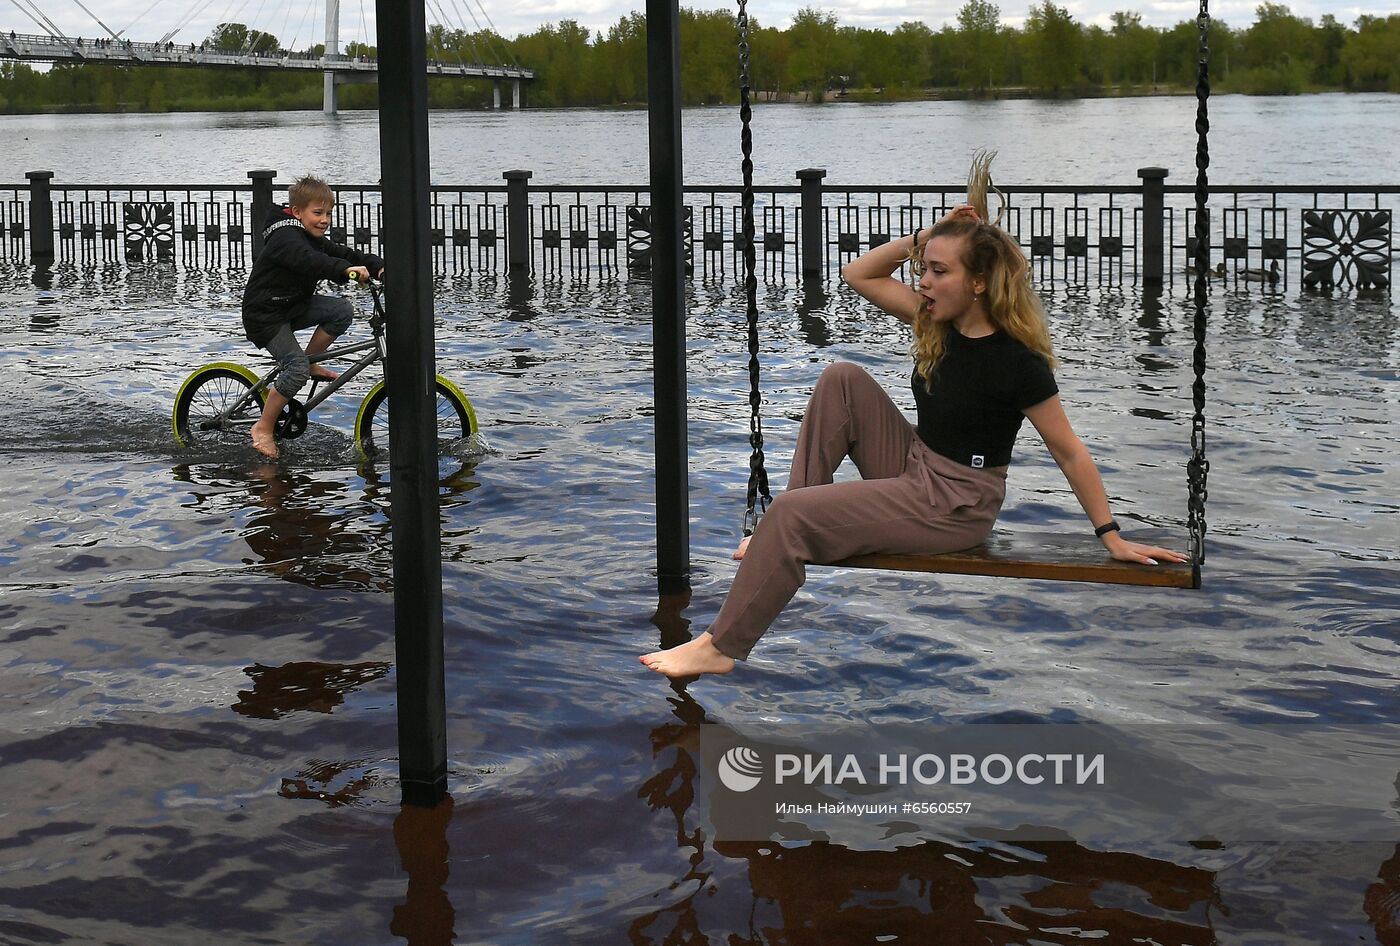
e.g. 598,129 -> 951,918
640,152 -> 1186,679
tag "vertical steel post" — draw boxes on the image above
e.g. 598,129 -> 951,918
504,170 -> 532,272
375,0 -> 448,808
646,0 -> 690,594
323,0 -> 340,115
797,168 -> 826,277
248,169 -> 276,257
25,170 -> 54,263
1139,167 -> 1168,287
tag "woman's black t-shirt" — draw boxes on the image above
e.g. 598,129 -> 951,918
911,328 -> 1058,469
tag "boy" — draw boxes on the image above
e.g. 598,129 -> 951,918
241,175 -> 384,458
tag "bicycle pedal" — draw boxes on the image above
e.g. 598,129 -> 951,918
276,399 -> 309,440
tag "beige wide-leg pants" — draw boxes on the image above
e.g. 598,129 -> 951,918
708,361 -> 1009,660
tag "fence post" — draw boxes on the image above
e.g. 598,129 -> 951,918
25,170 -> 54,263
797,167 -> 826,277
1139,167 -> 1168,287
248,169 -> 276,256
504,169 -> 532,272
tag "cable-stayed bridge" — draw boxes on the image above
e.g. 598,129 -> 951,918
1,0 -> 534,112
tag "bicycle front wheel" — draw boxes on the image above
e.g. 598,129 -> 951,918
173,363 -> 265,448
354,375 -> 477,458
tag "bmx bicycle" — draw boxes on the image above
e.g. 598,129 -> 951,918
172,278 -> 477,456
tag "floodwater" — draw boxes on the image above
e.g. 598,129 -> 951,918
1,98 -> 1399,944
1,260 -> 1397,943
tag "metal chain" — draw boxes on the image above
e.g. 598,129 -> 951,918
1188,0 -> 1211,571
737,0 -> 771,536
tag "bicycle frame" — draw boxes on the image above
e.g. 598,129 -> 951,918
200,284 -> 388,431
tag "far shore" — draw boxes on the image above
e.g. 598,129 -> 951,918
2,84 -> 1392,117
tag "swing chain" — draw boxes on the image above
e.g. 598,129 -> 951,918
737,0 -> 772,536
1188,0 -> 1211,568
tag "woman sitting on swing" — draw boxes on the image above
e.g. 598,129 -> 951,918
641,151 -> 1186,680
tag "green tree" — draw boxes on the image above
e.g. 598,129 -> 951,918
889,21 -> 933,89
206,23 -> 280,54
955,0 -> 1002,90
1023,2 -> 1083,91
786,7 -> 841,95
1342,14 -> 1400,90
1237,2 -> 1313,92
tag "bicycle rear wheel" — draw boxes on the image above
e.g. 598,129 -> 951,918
354,375 -> 477,458
173,363 -> 265,448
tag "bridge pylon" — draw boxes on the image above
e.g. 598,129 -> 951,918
324,0 -> 340,114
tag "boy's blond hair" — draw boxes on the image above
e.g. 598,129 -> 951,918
288,175 -> 335,209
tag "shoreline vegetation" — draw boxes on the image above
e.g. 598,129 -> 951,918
0,2 -> 1396,115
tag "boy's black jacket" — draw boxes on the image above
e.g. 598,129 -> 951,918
240,205 -> 385,346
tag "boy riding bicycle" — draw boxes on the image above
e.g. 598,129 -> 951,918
242,175 -> 384,458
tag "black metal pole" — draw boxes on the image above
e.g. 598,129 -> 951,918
646,0 -> 690,595
374,0 -> 448,807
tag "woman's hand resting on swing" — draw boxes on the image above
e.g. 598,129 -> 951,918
733,535 -> 752,561
1102,532 -> 1188,566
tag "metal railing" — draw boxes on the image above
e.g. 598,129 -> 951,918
0,31 -> 534,80
2,168 -> 1393,292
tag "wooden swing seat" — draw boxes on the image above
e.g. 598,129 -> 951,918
827,529 -> 1199,589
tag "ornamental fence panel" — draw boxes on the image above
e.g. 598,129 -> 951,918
2,170 -> 1393,294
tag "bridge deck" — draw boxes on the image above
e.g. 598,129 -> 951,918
1,31 -> 532,80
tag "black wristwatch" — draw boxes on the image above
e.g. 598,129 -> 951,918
1094,520 -> 1121,538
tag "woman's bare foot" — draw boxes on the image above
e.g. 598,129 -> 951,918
640,632 -> 735,679
310,365 -> 339,382
732,535 -> 752,561
251,425 -> 278,459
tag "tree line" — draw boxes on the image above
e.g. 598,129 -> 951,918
1,2 -> 1396,113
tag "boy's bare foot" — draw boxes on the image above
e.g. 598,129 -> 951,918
640,632 -> 736,679
732,535 -> 752,561
251,427 -> 278,459
310,365 -> 339,382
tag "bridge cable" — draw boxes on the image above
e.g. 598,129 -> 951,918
158,0 -> 227,45
274,0 -> 300,53
445,0 -> 490,65
470,0 -> 519,67
119,0 -> 165,38
282,0 -> 317,55
234,0 -> 272,52
354,0 -> 368,56
458,0 -> 506,68
426,0 -> 478,69
66,0 -> 121,41
6,0 -> 62,39
14,0 -> 73,42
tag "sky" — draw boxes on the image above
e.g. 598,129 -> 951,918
9,0 -> 1394,51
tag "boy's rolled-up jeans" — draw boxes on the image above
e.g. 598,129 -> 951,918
263,295 -> 354,398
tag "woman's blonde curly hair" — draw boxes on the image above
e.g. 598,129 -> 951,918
909,150 -> 1055,390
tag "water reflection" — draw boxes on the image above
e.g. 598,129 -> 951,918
795,275 -> 832,349
279,758 -> 383,808
233,660 -> 390,719
243,464 -> 386,590
171,460 -> 481,590
392,797 -> 456,946
1367,845 -> 1400,946
634,705 -> 1226,945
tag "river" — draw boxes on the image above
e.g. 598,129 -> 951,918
2,92 -> 1399,186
